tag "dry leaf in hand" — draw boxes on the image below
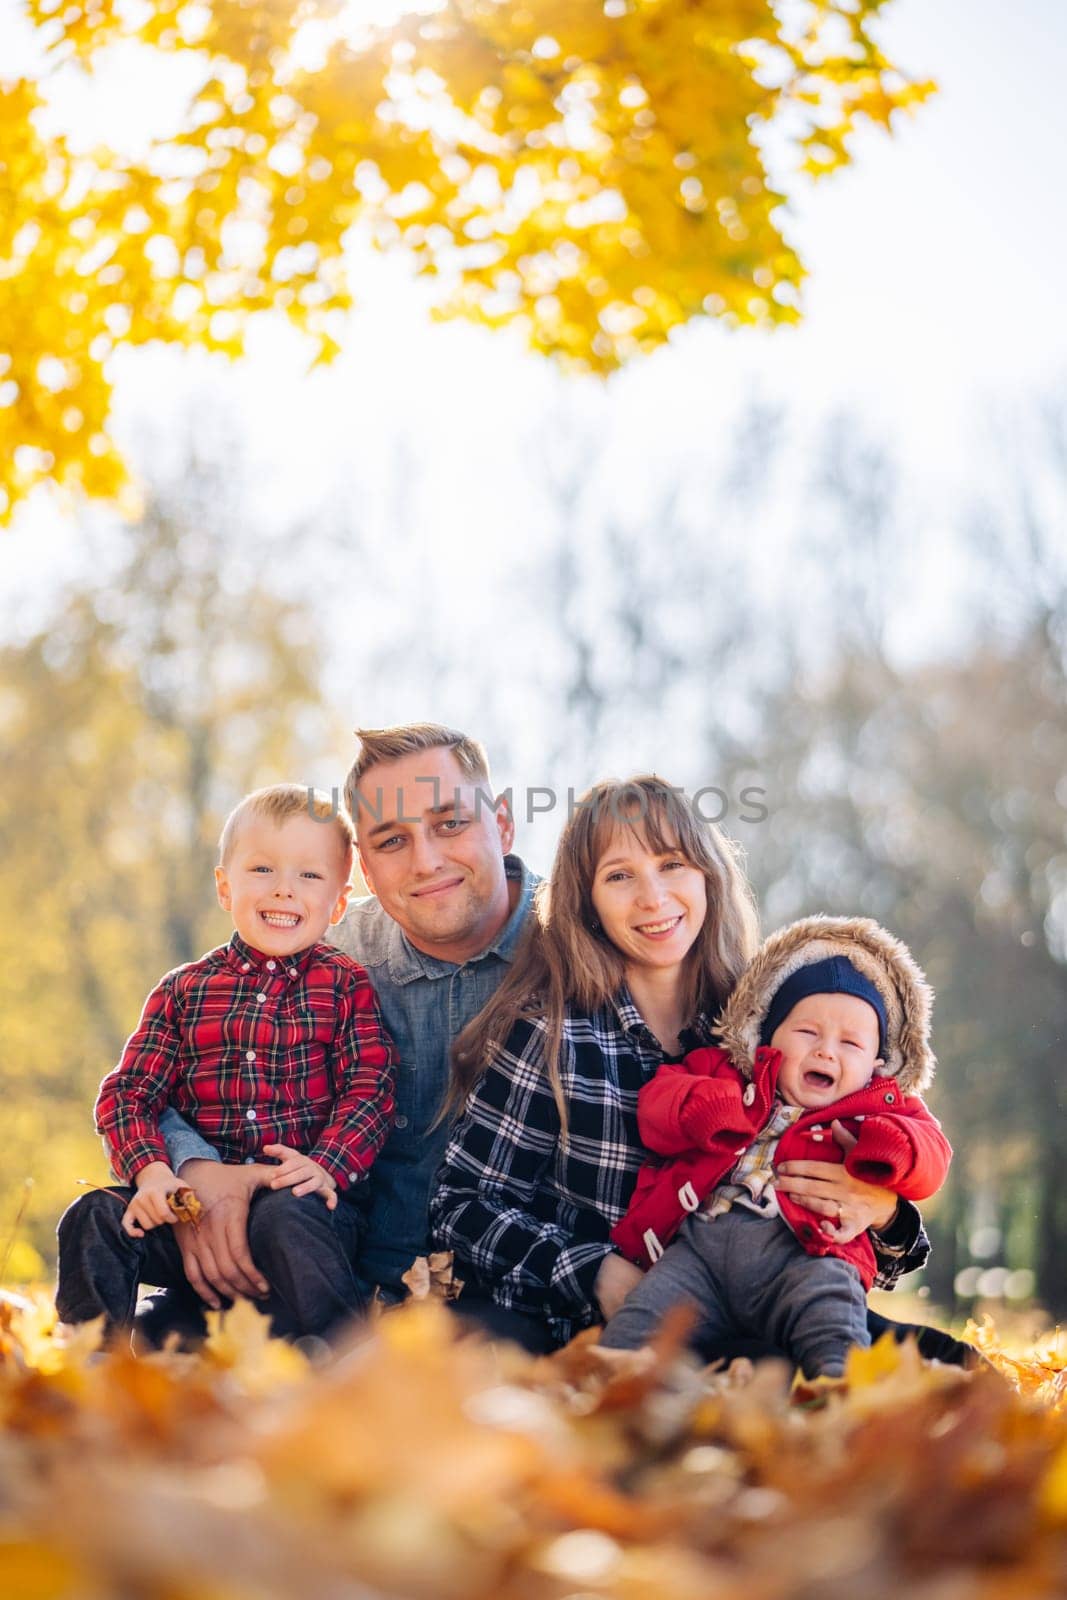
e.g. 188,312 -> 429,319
167,1188 -> 203,1228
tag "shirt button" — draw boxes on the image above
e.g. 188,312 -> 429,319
288,967 -> 297,978
246,1109 -> 257,1121
256,992 -> 267,1004
395,1114 -> 409,1129
246,1050 -> 256,1062
241,962 -> 251,973
245,1156 -> 256,1165
267,960 -> 277,971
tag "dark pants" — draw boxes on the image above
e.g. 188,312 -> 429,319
864,1307 -> 974,1367
675,1305 -> 972,1367
447,1294 -> 559,1354
600,1212 -> 870,1377
56,1186 -> 368,1343
692,1312 -> 972,1367
449,1287 -> 974,1369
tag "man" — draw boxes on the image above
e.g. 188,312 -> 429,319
154,724 -> 536,1317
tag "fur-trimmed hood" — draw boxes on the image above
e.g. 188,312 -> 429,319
716,915 -> 936,1095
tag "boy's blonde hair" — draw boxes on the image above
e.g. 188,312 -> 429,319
343,723 -> 491,819
218,784 -> 355,872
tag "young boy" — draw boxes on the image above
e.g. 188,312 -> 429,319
56,785 -> 397,1345
602,916 -> 952,1377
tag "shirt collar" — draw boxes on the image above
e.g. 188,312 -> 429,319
769,1095 -> 804,1126
385,855 -> 538,985
610,986 -> 647,1037
610,986 -> 718,1049
224,932 -> 319,978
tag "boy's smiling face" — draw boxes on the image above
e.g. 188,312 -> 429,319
771,991 -> 884,1111
215,812 -> 351,959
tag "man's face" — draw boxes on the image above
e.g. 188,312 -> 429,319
354,746 -> 515,962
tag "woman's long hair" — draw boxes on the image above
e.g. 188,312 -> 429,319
446,776 -> 759,1132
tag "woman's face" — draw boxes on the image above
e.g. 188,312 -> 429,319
590,824 -> 708,977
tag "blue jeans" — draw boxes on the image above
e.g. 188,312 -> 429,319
56,1186 -> 368,1342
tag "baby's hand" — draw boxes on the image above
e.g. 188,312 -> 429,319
123,1162 -> 184,1237
261,1144 -> 338,1209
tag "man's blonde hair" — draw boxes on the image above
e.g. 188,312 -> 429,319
344,723 -> 491,819
218,784 -> 355,871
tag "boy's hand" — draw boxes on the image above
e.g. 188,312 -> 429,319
123,1162 -> 183,1237
261,1144 -> 338,1209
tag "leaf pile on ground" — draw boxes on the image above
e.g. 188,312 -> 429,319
1,1296 -> 1067,1599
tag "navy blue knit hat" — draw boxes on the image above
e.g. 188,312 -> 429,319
717,916 -> 936,1093
759,954 -> 887,1057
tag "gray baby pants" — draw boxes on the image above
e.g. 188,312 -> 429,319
600,1207 -> 870,1377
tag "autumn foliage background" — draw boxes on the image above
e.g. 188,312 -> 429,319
2,0 -> 1065,1317
2,6 -> 1067,1587
2,0 -> 934,518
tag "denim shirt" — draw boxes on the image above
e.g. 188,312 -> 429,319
160,855 -> 537,1297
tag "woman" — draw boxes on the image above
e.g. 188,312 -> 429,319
431,776 -> 962,1361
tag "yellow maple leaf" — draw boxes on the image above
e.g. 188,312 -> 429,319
2,0 -> 935,523
202,1296 -> 308,1394
0,1539 -> 79,1600
1040,1437 -> 1067,1522
845,1328 -> 906,1388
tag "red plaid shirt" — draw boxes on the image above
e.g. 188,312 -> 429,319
95,935 -> 397,1191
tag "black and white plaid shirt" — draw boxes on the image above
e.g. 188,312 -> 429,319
431,991 -> 930,1347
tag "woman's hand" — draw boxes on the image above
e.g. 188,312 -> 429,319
776,1120 -> 899,1243
594,1252 -> 645,1321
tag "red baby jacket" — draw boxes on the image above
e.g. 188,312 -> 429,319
611,1045 -> 952,1291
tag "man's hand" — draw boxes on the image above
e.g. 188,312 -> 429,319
261,1144 -> 339,1209
123,1162 -> 183,1238
594,1252 -> 645,1322
776,1120 -> 899,1243
172,1159 -> 271,1308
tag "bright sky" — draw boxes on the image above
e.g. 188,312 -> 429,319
3,0 -> 1066,822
